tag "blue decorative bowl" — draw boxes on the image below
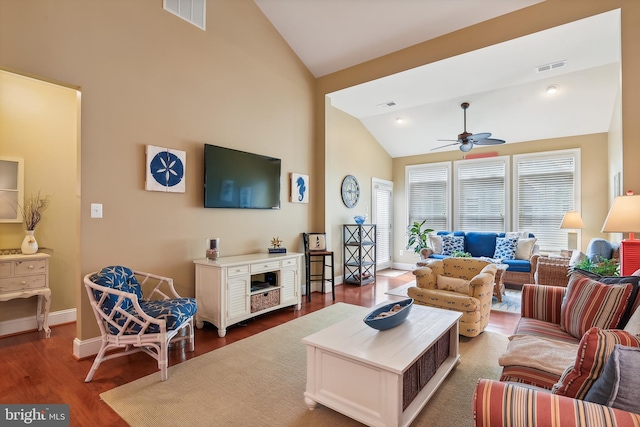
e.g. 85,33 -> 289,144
354,215 -> 366,225
363,299 -> 414,331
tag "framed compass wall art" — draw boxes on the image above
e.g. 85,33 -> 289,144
145,145 -> 186,193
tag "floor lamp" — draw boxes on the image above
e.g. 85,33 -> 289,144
560,211 -> 584,251
601,192 -> 640,276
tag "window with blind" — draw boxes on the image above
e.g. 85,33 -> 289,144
454,157 -> 509,232
513,149 -> 580,252
406,162 -> 450,232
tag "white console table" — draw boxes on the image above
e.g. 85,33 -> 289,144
194,252 -> 303,337
0,252 -> 51,338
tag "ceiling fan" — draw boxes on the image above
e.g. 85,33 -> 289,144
432,102 -> 505,152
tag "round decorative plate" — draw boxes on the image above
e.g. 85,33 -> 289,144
341,175 -> 360,208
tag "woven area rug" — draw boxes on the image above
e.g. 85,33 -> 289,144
101,302 -> 508,427
491,289 -> 522,314
385,282 -> 521,314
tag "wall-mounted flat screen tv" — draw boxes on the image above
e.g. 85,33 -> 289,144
204,144 -> 281,209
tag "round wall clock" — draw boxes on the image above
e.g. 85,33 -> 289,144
341,175 -> 360,208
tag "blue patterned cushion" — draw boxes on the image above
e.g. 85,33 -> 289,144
91,266 -> 143,315
107,297 -> 198,334
493,237 -> 518,260
442,234 -> 465,255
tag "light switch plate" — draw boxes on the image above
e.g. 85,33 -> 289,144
90,203 -> 103,218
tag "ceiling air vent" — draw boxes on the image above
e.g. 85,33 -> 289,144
536,60 -> 567,73
376,101 -> 397,109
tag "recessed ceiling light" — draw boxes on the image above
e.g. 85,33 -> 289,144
395,117 -> 404,124
546,85 -> 559,94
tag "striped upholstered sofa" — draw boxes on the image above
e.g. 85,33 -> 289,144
473,379 -> 640,427
481,271 -> 640,425
499,275 -> 640,390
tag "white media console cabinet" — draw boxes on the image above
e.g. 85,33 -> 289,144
194,252 -> 303,337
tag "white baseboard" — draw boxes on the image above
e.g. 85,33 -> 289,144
0,308 -> 76,337
392,262 -> 417,271
73,336 -> 103,359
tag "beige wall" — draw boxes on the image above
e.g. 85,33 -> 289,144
0,0 -> 315,340
325,104 -> 393,276
392,134 -> 609,265
0,71 -> 80,321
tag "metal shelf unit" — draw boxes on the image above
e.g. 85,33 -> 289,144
343,224 -> 377,286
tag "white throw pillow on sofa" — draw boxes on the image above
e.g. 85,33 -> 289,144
506,231 -> 530,239
428,234 -> 442,254
516,238 -> 537,260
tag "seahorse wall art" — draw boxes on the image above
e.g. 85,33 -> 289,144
290,173 -> 309,203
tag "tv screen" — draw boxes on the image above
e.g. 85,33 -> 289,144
204,144 -> 281,209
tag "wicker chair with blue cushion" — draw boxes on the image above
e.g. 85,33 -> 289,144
83,266 -> 197,382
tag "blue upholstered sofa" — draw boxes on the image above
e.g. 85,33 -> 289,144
419,231 -> 540,286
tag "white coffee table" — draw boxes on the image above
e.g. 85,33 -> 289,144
303,302 -> 462,427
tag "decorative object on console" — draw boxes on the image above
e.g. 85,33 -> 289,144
602,192 -> 640,276
340,174 -> 360,208
206,238 -> 220,260
19,192 -> 50,255
145,145 -> 186,193
290,173 -> 309,203
268,237 -> 286,254
560,211 -> 584,251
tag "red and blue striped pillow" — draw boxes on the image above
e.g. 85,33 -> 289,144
560,275 -> 632,339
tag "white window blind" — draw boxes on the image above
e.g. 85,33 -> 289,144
514,150 -> 579,252
375,185 -> 391,265
406,163 -> 450,232
454,157 -> 508,232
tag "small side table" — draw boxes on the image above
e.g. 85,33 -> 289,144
0,252 -> 51,338
493,264 -> 509,302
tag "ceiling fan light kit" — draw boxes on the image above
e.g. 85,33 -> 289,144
432,102 -> 506,152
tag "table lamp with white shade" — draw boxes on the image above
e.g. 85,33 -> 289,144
560,211 -> 584,251
601,192 -> 640,276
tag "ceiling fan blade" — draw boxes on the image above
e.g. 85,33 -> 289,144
468,132 -> 491,142
437,139 -> 459,142
431,142 -> 460,151
474,138 -> 506,145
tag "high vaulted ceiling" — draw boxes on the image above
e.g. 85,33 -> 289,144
253,1 -> 621,158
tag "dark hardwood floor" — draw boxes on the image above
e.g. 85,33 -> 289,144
0,271 -> 519,426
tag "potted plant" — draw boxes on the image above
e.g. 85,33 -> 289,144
19,192 -> 50,255
406,220 -> 434,254
571,257 -> 619,277
451,250 -> 472,258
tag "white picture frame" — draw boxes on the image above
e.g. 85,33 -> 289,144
145,145 -> 186,193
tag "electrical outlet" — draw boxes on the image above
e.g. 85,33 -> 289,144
399,250 -> 403,256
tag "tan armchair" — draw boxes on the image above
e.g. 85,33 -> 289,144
408,258 -> 497,337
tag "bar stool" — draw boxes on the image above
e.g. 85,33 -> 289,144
303,233 -> 335,302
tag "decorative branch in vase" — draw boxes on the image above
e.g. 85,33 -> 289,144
19,192 -> 50,254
